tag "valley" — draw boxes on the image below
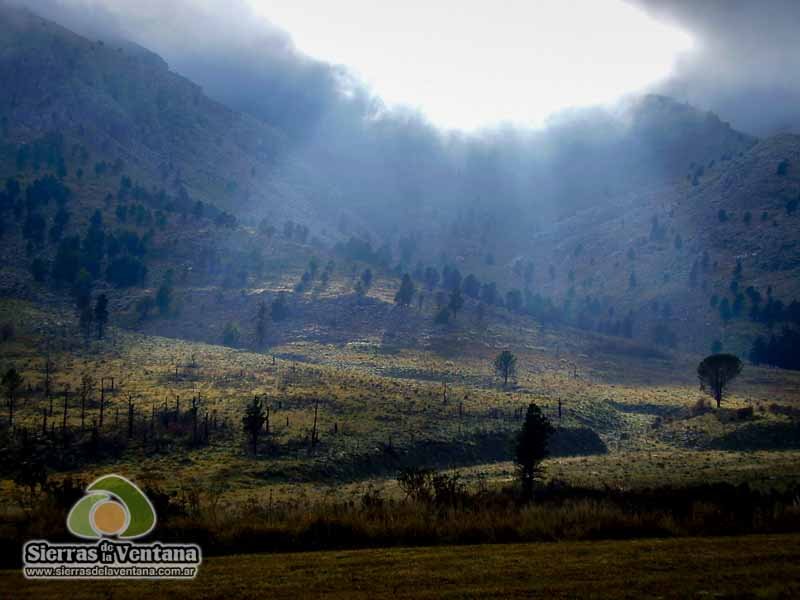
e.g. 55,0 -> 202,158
0,2 -> 799,597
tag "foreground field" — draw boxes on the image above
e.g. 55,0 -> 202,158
2,533 -> 799,599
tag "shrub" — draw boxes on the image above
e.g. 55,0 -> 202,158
689,397 -> 712,417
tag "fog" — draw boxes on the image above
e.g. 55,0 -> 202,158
630,0 -> 800,135
12,0 -> 795,237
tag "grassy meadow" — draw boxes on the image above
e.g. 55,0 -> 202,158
2,295 -> 800,507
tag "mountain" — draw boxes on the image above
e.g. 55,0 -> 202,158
1,1 -> 799,361
0,2 -> 299,219
510,132 -> 800,354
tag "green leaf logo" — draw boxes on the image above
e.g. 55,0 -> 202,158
66,475 -> 156,539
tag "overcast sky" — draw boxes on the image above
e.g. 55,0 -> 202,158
244,0 -> 692,130
17,0 -> 800,135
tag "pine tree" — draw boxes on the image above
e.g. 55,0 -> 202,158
514,403 -> 554,501
94,294 -> 109,339
448,287 -> 464,318
395,274 -> 416,307
242,396 -> 266,454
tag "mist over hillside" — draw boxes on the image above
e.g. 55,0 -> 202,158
2,0 -> 800,360
5,0 -> 764,235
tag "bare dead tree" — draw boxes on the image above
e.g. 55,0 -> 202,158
127,394 -> 135,439
191,397 -> 198,445
42,344 -> 54,399
79,373 -> 94,432
310,398 -> 319,450
61,384 -> 70,433
99,383 -> 105,429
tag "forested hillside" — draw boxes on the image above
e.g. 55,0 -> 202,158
1,1 -> 799,364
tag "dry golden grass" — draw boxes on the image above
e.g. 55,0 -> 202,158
2,534 -> 799,599
2,296 -> 800,508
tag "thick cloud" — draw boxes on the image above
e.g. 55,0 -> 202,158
20,0 -> 800,138
630,0 -> 800,135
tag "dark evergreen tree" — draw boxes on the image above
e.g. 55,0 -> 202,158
423,266 -> 440,291
434,307 -> 450,325
156,274 -> 173,315
515,403 -> 554,501
94,294 -> 109,339
360,268 -> 373,290
30,258 -> 48,282
242,396 -> 266,454
448,286 -> 464,318
395,274 -> 416,307
442,266 -> 462,291
506,289 -> 523,313
82,210 -> 105,277
434,290 -> 446,310
22,212 -> 46,246
271,293 -> 289,322
480,282 -> 497,305
463,274 -> 481,299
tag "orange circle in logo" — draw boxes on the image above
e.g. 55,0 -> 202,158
92,501 -> 127,535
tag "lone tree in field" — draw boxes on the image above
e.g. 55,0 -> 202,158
697,353 -> 742,408
515,403 -> 554,501
242,396 -> 266,455
2,367 -> 23,428
494,350 -> 517,387
395,273 -> 416,307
